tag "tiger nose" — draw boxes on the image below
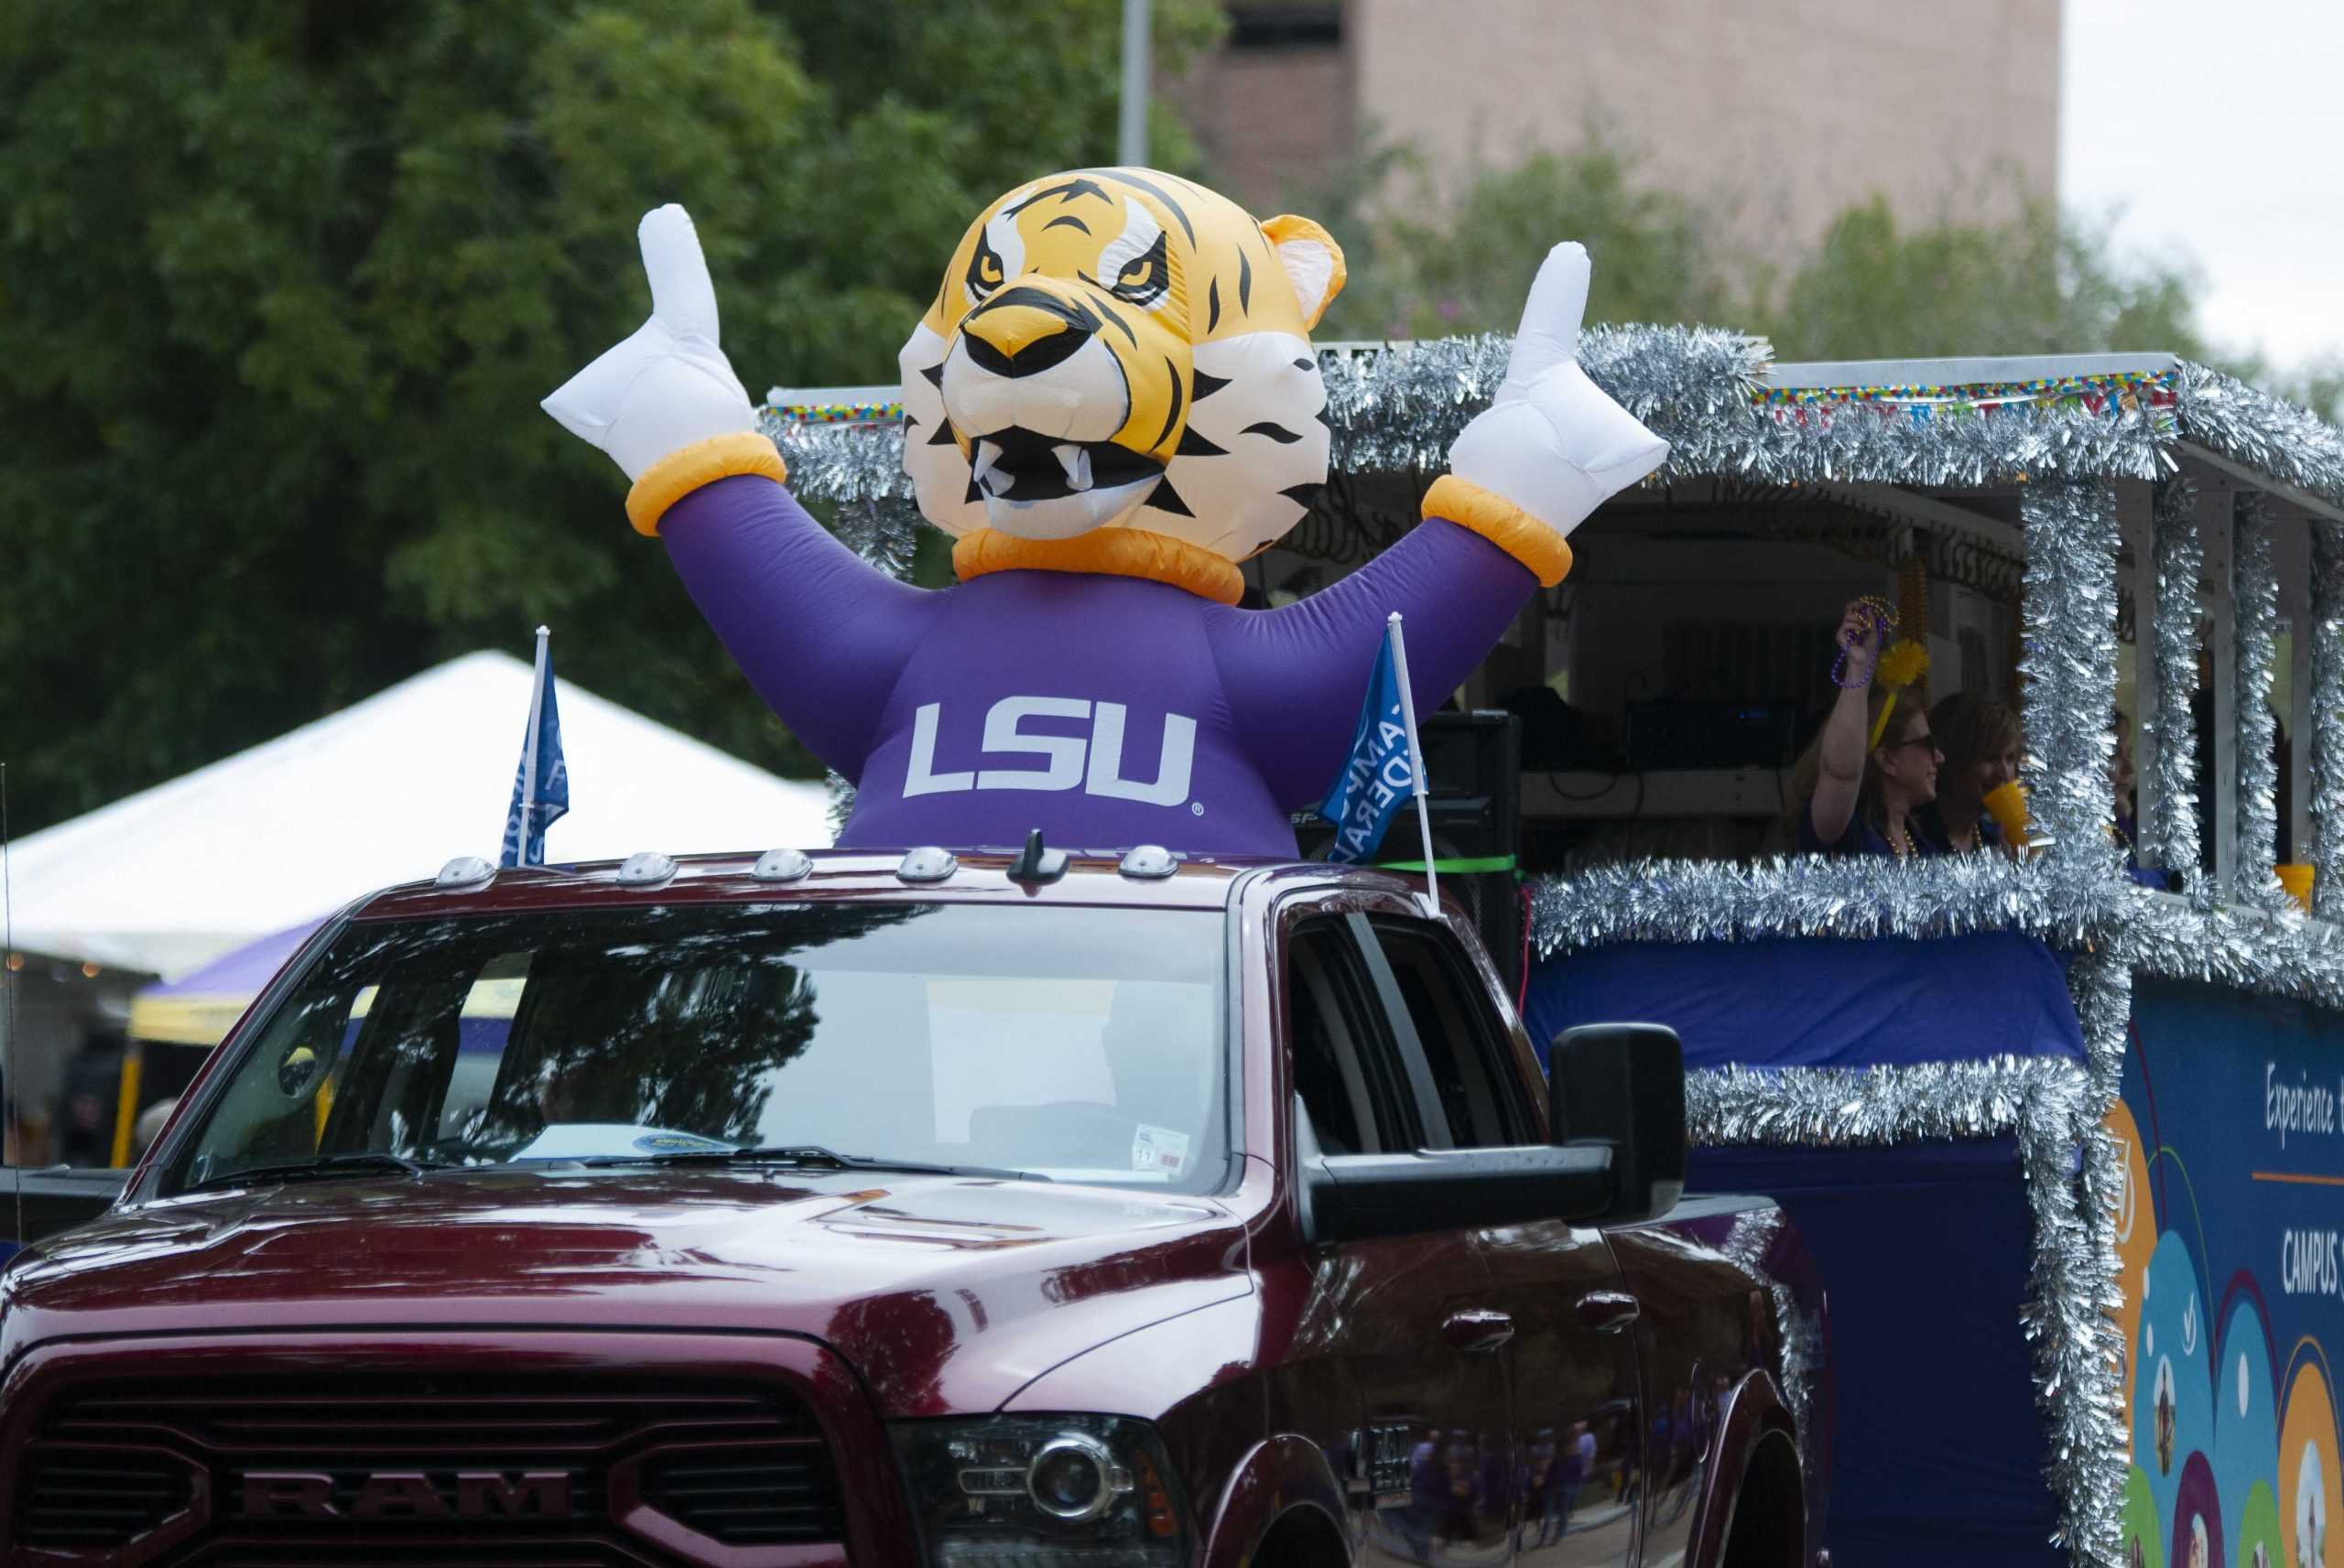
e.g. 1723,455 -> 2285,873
962,303 -> 1090,378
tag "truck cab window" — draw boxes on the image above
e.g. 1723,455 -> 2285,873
1365,918 -> 1533,1148
1285,921 -> 1408,1155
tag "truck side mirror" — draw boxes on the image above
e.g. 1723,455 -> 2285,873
1549,1022 -> 1686,1225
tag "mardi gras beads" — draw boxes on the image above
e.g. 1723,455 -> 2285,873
1830,596 -> 1898,688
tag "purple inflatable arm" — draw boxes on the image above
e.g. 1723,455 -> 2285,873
659,475 -> 940,778
1203,519 -> 1539,809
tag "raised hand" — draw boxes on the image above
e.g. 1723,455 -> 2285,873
1835,599 -> 1883,686
1446,242 -> 1668,535
542,205 -> 756,481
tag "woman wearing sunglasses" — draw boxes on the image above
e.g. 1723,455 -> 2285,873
1780,600 -> 1944,860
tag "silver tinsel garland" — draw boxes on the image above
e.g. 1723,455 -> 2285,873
2176,360 -> 2344,516
762,410 -> 918,506
2150,481 -> 2205,892
2233,494 -> 2285,908
2315,521 -> 2344,922
2020,483 -> 2122,873
828,498 -> 920,582
2121,879 -> 2344,1004
1530,851 -> 2114,953
2066,944 -> 2132,1118
758,333 -> 2344,524
1310,330 -> 2182,492
1715,1206 -> 1823,1492
1318,324 -> 1773,479
1688,1054 -> 2079,1145
1530,856 -> 2344,1009
1694,387 -> 2172,492
2059,946 -> 2132,1564
1691,1056 -> 2123,1563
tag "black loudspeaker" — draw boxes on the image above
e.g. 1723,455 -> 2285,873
1295,710 -> 1525,1002
1419,711 -> 1525,1004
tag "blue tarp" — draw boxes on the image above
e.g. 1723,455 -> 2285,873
1527,933 -> 2083,1568
1525,931 -> 2084,1073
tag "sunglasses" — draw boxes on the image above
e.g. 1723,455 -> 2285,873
1888,731 -> 1940,754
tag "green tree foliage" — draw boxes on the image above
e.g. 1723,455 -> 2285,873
1311,136 -> 2216,373
1765,192 -> 2209,362
0,0 -> 1221,835
1314,142 -> 1741,343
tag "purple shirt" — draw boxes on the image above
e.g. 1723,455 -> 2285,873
662,476 -> 1540,855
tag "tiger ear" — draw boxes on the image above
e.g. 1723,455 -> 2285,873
1261,214 -> 1346,331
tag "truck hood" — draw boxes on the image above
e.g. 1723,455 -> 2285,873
0,1167 -> 1253,1415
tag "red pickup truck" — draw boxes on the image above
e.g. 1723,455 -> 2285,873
0,846 -> 1827,1568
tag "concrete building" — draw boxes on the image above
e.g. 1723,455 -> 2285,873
1168,0 -> 2060,265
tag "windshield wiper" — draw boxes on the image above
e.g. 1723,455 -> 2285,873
193,1152 -> 456,1191
585,1144 -> 1049,1182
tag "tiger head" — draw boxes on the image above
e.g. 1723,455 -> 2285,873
898,169 -> 1344,597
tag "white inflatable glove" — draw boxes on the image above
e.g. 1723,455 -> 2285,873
1446,243 -> 1668,536
542,205 -> 756,482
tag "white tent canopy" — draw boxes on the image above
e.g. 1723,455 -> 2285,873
5,652 -> 832,980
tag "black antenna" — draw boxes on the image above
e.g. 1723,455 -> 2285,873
4,762 -> 19,1251
1004,827 -> 1069,884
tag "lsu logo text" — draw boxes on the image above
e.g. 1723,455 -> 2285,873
904,697 -> 1196,806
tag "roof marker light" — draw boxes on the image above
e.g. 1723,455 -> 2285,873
615,851 -> 678,888
897,847 -> 958,883
1118,845 -> 1177,880
435,857 -> 494,888
752,848 -> 815,882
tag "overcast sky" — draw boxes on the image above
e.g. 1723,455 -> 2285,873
2062,0 -> 2344,375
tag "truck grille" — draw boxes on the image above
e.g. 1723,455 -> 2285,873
639,1444 -> 843,1544
18,1449 -> 195,1548
11,1372 -> 844,1566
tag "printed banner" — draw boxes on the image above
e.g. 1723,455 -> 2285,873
2114,979 -> 2344,1568
1318,631 -> 1415,864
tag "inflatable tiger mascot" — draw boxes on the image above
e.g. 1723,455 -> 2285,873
545,169 -> 1666,856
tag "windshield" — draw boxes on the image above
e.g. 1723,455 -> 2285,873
167,901 -> 1229,1195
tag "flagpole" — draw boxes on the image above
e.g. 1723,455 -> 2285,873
519,624 -> 550,866
1384,612 -> 1439,920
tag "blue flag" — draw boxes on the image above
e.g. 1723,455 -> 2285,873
499,643 -> 569,869
1318,633 -> 1416,863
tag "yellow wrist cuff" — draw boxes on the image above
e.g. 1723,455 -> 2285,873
624,432 -> 788,537
1422,475 -> 1575,587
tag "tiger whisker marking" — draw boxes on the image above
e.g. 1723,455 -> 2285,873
1092,297 -> 1138,349
1151,354 -> 1186,453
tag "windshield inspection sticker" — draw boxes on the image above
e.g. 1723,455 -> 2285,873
1132,1124 -> 1190,1175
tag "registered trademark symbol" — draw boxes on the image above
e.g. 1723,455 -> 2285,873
1191,801 -> 1205,816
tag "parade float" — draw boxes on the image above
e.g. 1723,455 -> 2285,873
19,161 -> 2327,1568
769,321 -> 2344,1568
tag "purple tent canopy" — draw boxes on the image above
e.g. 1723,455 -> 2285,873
126,920 -> 322,1046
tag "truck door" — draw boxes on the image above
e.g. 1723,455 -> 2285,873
1354,914 -> 1644,1568
1281,912 -> 1515,1568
